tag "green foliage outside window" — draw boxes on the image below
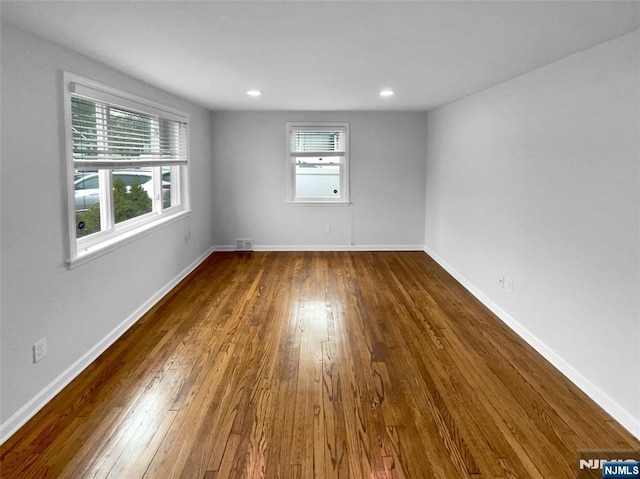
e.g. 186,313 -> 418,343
76,178 -> 152,237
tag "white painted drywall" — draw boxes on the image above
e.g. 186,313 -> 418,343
211,111 -> 426,249
0,25 -> 214,436
424,30 -> 640,436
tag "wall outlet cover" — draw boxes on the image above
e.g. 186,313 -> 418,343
34,338 -> 47,363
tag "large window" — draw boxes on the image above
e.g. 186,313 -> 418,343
64,73 -> 190,266
286,123 -> 349,204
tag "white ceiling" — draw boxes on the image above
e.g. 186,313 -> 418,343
2,1 -> 639,111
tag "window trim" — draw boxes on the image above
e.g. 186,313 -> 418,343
63,72 -> 191,268
286,122 -> 350,205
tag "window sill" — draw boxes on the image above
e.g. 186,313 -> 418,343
67,210 -> 190,269
287,201 -> 351,206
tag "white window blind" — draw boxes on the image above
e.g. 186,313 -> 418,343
71,87 -> 188,170
290,128 -> 346,157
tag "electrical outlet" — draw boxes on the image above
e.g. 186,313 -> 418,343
34,338 -> 47,363
324,225 -> 331,233
498,276 -> 505,288
506,278 -> 514,294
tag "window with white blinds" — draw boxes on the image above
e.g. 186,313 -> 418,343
64,72 -> 190,267
286,123 -> 349,203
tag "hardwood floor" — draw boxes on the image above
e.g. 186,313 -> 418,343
1,251 -> 638,478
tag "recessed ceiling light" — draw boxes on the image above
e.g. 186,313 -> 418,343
379,89 -> 395,97
247,90 -> 262,97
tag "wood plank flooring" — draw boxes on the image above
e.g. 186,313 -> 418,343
1,251 -> 638,478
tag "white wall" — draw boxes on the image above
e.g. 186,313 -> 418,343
0,25 -> 215,440
424,30 -> 640,436
211,111 -> 426,249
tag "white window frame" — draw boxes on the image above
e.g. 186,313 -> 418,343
286,122 -> 350,204
63,72 -> 191,268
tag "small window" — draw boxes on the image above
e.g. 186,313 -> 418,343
286,123 -> 349,204
64,73 -> 190,266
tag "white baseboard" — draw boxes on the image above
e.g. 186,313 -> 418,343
214,244 -> 424,252
424,245 -> 640,440
0,246 -> 215,445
